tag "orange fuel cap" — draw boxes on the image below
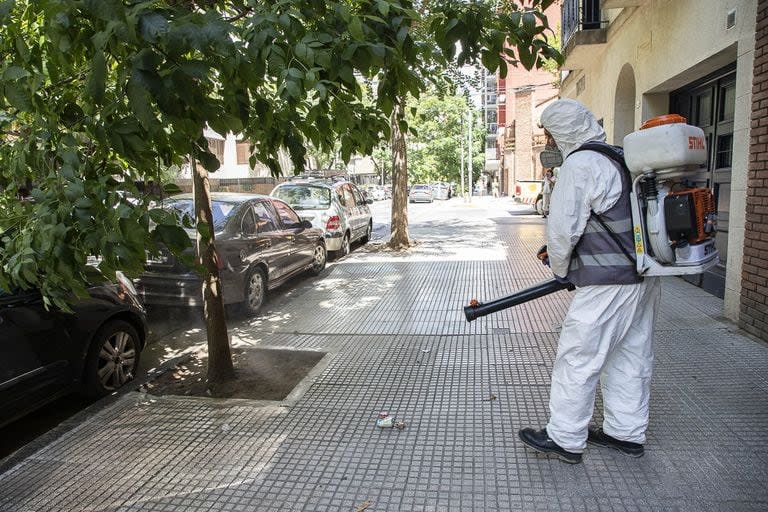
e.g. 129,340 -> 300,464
640,114 -> 687,129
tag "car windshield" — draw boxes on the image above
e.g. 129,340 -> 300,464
413,185 -> 429,190
273,185 -> 331,210
166,199 -> 238,230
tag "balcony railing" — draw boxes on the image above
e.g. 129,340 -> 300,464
562,0 -> 604,47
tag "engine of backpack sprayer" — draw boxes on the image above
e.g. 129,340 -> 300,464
464,114 -> 719,322
623,114 -> 719,275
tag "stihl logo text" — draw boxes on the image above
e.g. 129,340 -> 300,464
688,136 -> 705,150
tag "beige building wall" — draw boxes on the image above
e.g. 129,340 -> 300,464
559,0 -> 757,322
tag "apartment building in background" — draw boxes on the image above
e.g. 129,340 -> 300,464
495,1 -> 562,197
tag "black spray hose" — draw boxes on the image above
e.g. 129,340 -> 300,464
464,278 -> 575,322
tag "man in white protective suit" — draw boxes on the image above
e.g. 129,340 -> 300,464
517,99 -> 661,464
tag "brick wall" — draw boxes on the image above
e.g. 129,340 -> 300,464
514,88 -> 534,182
741,0 -> 768,341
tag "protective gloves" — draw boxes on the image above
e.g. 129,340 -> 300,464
538,245 -> 569,284
536,245 -> 550,267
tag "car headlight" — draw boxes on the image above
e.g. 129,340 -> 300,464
115,271 -> 138,296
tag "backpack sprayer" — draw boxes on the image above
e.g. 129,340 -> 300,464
464,115 -> 719,322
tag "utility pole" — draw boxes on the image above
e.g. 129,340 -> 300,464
468,106 -> 473,204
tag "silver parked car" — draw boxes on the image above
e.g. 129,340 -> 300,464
431,183 -> 450,200
271,177 -> 373,258
408,184 -> 433,203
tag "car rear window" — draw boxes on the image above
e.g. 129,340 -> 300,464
273,185 -> 331,210
413,185 -> 429,190
166,199 -> 237,230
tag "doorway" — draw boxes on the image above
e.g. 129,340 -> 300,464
614,64 -> 637,144
670,63 -> 736,297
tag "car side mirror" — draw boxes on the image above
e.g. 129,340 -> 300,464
301,220 -> 312,229
366,198 -> 374,205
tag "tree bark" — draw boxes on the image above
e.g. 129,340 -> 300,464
388,102 -> 410,249
191,154 -> 236,385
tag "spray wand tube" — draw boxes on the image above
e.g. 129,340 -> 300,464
464,278 -> 575,322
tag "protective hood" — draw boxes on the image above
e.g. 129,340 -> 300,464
540,99 -> 606,158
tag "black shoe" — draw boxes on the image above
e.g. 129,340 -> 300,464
587,427 -> 644,458
518,428 -> 582,464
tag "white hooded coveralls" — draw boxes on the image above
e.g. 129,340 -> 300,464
541,99 -> 661,452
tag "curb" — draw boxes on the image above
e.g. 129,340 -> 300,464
0,350 -> 194,476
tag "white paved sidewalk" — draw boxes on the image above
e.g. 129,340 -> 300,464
1,198 -> 766,511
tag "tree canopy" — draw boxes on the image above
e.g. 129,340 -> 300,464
0,0 -> 559,308
404,91 -> 484,186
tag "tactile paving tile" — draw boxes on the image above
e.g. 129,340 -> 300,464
0,205 -> 766,512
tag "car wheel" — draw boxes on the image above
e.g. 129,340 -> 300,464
361,222 -> 372,244
84,320 -> 141,397
310,242 -> 327,275
242,267 -> 267,316
334,232 -> 351,259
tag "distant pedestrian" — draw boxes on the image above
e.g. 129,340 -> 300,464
492,179 -> 499,199
542,169 -> 555,217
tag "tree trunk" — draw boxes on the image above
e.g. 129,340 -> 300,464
388,102 -> 410,249
191,154 -> 236,385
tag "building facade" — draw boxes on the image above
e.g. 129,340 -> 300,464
559,0 -> 765,338
496,1 -> 562,197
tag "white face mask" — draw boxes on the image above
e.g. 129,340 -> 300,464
539,143 -> 563,168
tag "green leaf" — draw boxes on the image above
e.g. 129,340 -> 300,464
315,82 -> 327,99
179,60 -> 210,79
15,36 -> 29,62
3,81 -> 31,110
196,221 -> 211,241
198,151 -> 221,172
163,183 -> 182,195
3,66 -> 29,81
0,1 -> 14,23
481,51 -> 499,73
284,79 -> 301,99
87,50 -> 107,104
377,1 -> 390,17
518,44 -> 536,70
349,17 -> 364,41
397,26 -> 408,44
149,208 -> 177,226
295,42 -> 314,64
522,12 -> 536,33
138,12 -> 168,43
156,224 -> 191,252
64,180 -> 85,202
339,65 -> 354,85
127,78 -> 153,129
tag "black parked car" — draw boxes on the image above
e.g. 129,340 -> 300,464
135,193 -> 327,315
0,273 -> 148,427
